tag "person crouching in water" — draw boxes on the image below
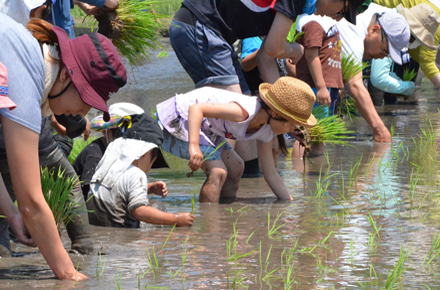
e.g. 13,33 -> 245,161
87,114 -> 195,228
156,76 -> 317,203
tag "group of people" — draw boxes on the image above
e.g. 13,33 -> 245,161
0,0 -> 439,282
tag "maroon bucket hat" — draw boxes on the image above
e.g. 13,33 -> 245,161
51,26 -> 127,121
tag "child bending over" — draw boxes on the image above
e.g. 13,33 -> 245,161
87,114 -> 195,228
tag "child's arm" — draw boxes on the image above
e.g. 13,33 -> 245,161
241,49 -> 259,72
257,139 -> 293,200
147,181 -> 167,198
187,103 -> 249,172
131,206 -> 195,227
305,47 -> 331,106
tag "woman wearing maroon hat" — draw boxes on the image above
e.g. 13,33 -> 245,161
0,12 -> 126,280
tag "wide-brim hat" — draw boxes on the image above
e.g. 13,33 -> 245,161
116,114 -> 170,169
0,62 -> 17,110
91,103 -> 144,131
51,26 -> 127,121
397,4 -> 440,50
259,77 -> 316,128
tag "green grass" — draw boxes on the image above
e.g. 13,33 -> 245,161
40,167 -> 81,231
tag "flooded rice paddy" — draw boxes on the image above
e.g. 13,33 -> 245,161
2,40 -> 440,289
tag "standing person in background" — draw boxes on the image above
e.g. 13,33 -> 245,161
0,14 -> 126,280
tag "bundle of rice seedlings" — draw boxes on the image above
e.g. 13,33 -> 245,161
286,19 -> 303,43
403,68 -> 417,82
40,167 -> 81,231
337,95 -> 359,121
94,0 -> 165,65
308,105 -> 355,146
341,52 -> 369,83
68,137 -> 97,164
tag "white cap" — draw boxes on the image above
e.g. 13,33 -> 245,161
378,11 -> 411,65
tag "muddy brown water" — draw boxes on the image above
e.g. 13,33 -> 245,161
2,40 -> 440,289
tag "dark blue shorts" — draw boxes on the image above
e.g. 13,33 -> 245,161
169,19 -> 250,94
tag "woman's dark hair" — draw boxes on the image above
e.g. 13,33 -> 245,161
259,98 -> 288,156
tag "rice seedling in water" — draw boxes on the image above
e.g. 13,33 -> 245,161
161,224 -> 176,251
40,167 -> 81,231
146,245 -> 160,278
423,232 -> 440,267
348,155 -> 362,188
410,114 -> 439,174
383,244 -> 411,289
403,68 -> 417,82
68,137 -> 96,164
226,218 -> 240,256
246,227 -> 259,245
191,185 -> 197,214
367,232 -> 377,253
267,211 -> 285,239
366,212 -> 382,240
94,0 -> 166,65
341,52 -> 369,83
115,269 -> 123,290
337,96 -> 359,122
174,235 -> 189,277
312,153 -> 338,199
95,252 -> 106,278
258,242 -> 280,283
279,247 -> 296,289
409,169 -> 420,208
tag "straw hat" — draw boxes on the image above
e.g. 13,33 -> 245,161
397,4 -> 440,49
259,77 -> 316,127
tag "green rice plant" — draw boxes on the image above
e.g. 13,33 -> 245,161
146,245 -> 160,278
366,212 -> 382,240
186,138 -> 229,178
161,224 -> 176,251
307,105 -> 355,146
410,114 -> 439,174
96,0 -> 166,65
267,212 -> 285,239
423,232 -> 440,267
191,185 -> 197,214
348,155 -> 362,188
286,19 -> 304,43
153,0 -> 183,16
246,228 -> 259,245
226,249 -> 255,262
403,68 -> 417,82
312,152 -> 338,199
383,244 -> 411,289
341,52 -> 369,83
363,153 -> 377,179
409,169 -> 420,208
156,50 -> 168,58
258,242 -> 280,283
68,137 -> 97,164
337,96 -> 359,122
174,235 -> 189,277
115,269 -> 123,290
367,232 -> 377,253
279,247 -> 296,289
40,167 -> 81,231
226,218 -> 240,256
95,252 -> 106,278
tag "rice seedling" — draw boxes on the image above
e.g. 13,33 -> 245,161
68,136 -> 97,164
348,155 -> 362,188
94,0 -> 166,65
226,218 -> 239,256
115,269 -> 123,290
320,230 -> 333,246
267,211 -> 285,239
95,252 -> 106,278
40,167 -> 82,231
383,244 -> 411,289
341,52 -> 369,83
423,232 -> 440,267
367,232 -> 377,253
146,245 -> 160,278
403,68 -> 417,82
246,228 -> 259,245
363,153 -> 377,179
186,138 -> 229,178
226,249 -> 255,262
227,270 -> 249,289
191,186 -> 197,214
279,247 -> 296,289
161,224 -> 176,251
409,169 -> 420,208
366,212 -> 382,240
258,242 -> 280,283
337,95 -> 359,121
410,114 -> 439,174
174,235 -> 189,277
307,105 -> 355,146
286,19 -> 303,43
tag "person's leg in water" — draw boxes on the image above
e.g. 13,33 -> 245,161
200,159 -> 228,202
219,148 -> 244,201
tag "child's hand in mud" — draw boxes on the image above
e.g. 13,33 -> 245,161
316,87 -> 331,107
149,181 -> 168,198
188,144 -> 203,172
175,213 -> 195,227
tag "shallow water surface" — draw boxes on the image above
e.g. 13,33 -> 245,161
2,40 -> 440,289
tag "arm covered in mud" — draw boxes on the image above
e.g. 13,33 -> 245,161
257,139 -> 293,200
187,103 -> 249,172
131,206 -> 195,227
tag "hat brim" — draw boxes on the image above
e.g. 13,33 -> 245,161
344,0 -> 366,25
91,114 -> 123,131
152,148 -> 171,169
397,6 -> 437,49
259,83 -> 316,128
52,26 -> 110,118
388,41 -> 403,65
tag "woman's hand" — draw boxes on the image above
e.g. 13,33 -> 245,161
175,213 -> 195,227
7,213 -> 35,247
148,181 -> 168,198
188,144 -> 203,172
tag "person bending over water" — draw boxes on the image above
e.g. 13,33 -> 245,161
156,77 -> 317,203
